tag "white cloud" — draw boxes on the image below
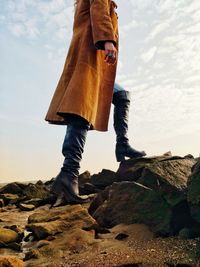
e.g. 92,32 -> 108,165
186,22 -> 200,34
186,1 -> 200,14
184,75 -> 200,84
0,15 -> 5,23
1,0 -> 73,40
8,23 -> 26,37
156,0 -> 175,14
141,46 -> 157,63
130,0 -> 154,10
147,22 -> 169,41
121,20 -> 138,33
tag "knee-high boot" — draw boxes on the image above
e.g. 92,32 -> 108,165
112,90 -> 146,162
51,116 -> 90,206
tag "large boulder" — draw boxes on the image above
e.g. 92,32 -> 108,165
89,182 -> 172,236
24,205 -> 98,265
27,204 -> 97,240
89,157 -> 196,236
187,158 -> 200,223
138,158 -> 194,206
117,155 -> 194,185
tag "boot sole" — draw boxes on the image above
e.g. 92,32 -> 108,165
116,151 -> 146,162
62,186 -> 90,204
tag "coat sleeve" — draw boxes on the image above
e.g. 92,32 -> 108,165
90,0 -> 116,50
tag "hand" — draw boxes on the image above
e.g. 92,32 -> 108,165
104,42 -> 117,65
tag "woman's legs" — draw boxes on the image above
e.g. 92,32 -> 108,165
112,83 -> 146,162
51,115 -> 90,206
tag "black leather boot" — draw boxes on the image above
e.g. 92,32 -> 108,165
51,116 -> 90,206
112,90 -> 146,162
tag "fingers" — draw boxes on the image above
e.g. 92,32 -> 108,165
104,42 -> 117,65
105,55 -> 117,65
104,49 -> 117,65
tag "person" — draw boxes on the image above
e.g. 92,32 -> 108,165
45,0 -> 146,206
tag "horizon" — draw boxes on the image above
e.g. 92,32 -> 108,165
1,0 -> 200,183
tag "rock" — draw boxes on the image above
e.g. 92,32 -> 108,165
0,256 -> 24,267
163,151 -> 172,157
184,154 -> 194,159
116,156 -> 194,186
169,200 -> 195,236
3,226 -> 24,245
46,235 -> 55,241
115,233 -> 129,240
18,203 -> 35,211
0,208 -> 7,212
187,159 -> 200,223
91,169 -> 116,188
28,210 -> 62,224
24,249 -> 40,261
27,204 -> 97,240
25,194 -> 56,207
0,194 -> 21,206
187,159 -> 200,204
0,228 -> 19,244
7,242 -> 21,251
78,170 -> 91,186
22,205 -> 98,265
0,241 -> 7,248
0,182 -> 26,195
116,157 -> 156,182
110,224 -> 154,242
138,158 -> 194,206
22,198 -> 44,207
5,225 -> 24,235
179,227 -> 200,239
89,157 -> 196,236
0,199 -> 4,207
26,220 -> 63,239
79,183 -> 100,195
89,182 -> 172,236
24,183 -> 49,199
44,177 -> 54,188
189,205 -> 200,224
36,180 -> 43,186
36,240 -> 51,248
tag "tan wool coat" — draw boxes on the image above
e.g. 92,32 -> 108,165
45,0 -> 119,131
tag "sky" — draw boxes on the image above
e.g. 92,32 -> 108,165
0,0 -> 200,183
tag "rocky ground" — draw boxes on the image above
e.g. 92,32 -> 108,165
0,153 -> 200,267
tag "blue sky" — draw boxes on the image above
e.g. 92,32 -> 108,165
1,0 -> 200,182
